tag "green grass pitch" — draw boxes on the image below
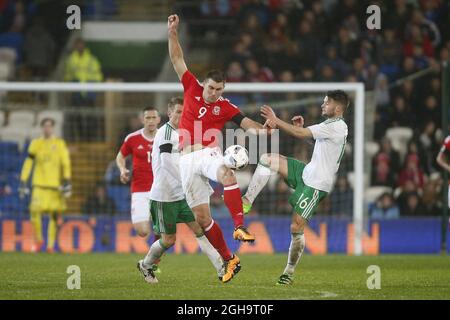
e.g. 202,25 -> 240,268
1,253 -> 449,300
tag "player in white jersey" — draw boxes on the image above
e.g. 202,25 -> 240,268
242,90 -> 349,285
137,97 -> 224,284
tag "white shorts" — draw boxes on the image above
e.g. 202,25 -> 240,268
179,146 -> 225,208
131,192 -> 151,224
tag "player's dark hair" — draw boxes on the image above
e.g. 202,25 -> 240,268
327,90 -> 350,112
142,106 -> 159,115
40,117 -> 55,127
205,69 -> 226,84
167,97 -> 184,110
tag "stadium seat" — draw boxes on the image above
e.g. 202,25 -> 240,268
365,186 -> 393,203
386,127 -> 413,161
0,110 -> 35,150
0,47 -> 17,64
0,141 -> 19,154
0,62 -> 11,80
365,141 -> 380,159
346,172 -> 369,189
7,110 -> 35,127
0,126 -> 30,151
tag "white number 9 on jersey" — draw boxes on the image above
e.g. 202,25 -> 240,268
198,106 -> 207,118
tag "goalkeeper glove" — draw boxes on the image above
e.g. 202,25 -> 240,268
61,180 -> 72,198
18,181 -> 30,199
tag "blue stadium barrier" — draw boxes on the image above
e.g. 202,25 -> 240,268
106,185 -> 130,213
0,215 -> 448,254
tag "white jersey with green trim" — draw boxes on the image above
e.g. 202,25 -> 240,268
149,122 -> 184,202
302,117 -> 348,193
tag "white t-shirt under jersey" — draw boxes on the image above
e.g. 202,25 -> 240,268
149,122 -> 184,202
302,117 -> 348,193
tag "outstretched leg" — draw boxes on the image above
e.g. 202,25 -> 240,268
187,221 -> 224,279
243,153 -> 288,211
278,214 -> 306,285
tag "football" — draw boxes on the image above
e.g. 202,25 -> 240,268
223,145 -> 249,170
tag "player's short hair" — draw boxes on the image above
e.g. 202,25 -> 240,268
167,97 -> 184,110
327,90 -> 350,112
205,69 -> 226,84
40,117 -> 55,127
142,106 -> 159,115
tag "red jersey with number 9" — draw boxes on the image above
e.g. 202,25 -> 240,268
120,129 -> 154,193
179,70 -> 241,150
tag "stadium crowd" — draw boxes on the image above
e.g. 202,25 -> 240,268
180,0 -> 450,218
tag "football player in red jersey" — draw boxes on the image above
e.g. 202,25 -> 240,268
168,14 -> 273,282
116,107 -> 160,237
436,135 -> 450,208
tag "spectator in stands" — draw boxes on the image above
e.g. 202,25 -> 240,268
24,18 -> 56,80
408,9 -> 441,48
244,58 -> 274,82
421,180 -> 441,216
389,95 -> 415,128
316,45 -> 350,80
374,72 -> 390,108
297,67 -> 315,82
396,179 -> 418,212
398,153 -> 426,193
419,120 -> 440,174
333,26 -> 358,63
329,175 -> 353,217
377,28 -> 402,79
225,60 -> 247,105
400,192 -> 425,216
399,56 -> 417,78
64,38 -> 103,106
226,60 -> 244,82
403,25 -> 435,58
421,95 -> 441,125
371,137 -> 400,187
295,20 -> 322,69
229,39 -> 252,66
64,39 -> 104,140
370,192 -> 400,220
0,24 -> 23,64
84,182 -> 116,215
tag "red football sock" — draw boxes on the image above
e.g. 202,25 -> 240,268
204,220 -> 233,261
223,184 -> 244,228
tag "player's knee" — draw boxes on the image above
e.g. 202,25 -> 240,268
163,235 -> 176,247
135,226 -> 150,238
259,153 -> 271,167
137,230 -> 150,238
291,218 -> 306,233
196,215 -> 212,230
189,223 -> 204,237
220,167 -> 236,185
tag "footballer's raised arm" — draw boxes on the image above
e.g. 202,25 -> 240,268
168,14 -> 188,80
239,116 -> 273,135
261,105 -> 313,139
